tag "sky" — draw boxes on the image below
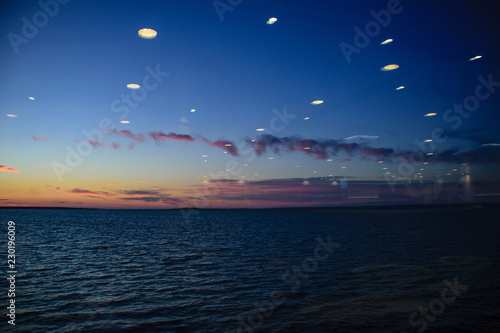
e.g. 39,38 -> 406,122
1,0 -> 500,208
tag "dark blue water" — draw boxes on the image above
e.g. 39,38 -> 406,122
2,205 -> 500,332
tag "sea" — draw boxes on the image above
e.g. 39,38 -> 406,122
1,205 -> 500,333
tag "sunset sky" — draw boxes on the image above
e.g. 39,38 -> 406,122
1,0 -> 500,208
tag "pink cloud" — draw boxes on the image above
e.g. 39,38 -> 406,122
88,140 -> 106,147
107,129 -> 144,142
0,165 -> 21,173
201,137 -> 239,156
63,188 -> 115,197
32,135 -> 51,141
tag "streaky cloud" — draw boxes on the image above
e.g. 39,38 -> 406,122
361,146 -> 394,157
247,134 -> 390,160
118,190 -> 161,196
201,137 -> 239,156
0,165 -> 21,173
32,135 -> 51,141
344,135 -> 379,141
106,129 -> 145,142
148,132 -> 195,143
88,140 -> 106,147
120,196 -> 160,202
65,188 -> 115,197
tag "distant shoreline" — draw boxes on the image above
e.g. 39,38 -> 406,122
0,202 -> 496,211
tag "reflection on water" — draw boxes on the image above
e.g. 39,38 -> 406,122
299,256 -> 490,322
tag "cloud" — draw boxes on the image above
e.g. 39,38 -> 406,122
160,196 -> 182,204
247,134 -> 391,160
361,146 -> 394,157
344,135 -> 379,141
127,142 -> 138,149
116,187 -> 181,204
65,188 -> 115,197
95,129 -> 388,161
120,196 -> 160,202
103,130 -> 194,149
0,165 -> 21,173
32,135 -> 51,141
106,129 -> 145,142
0,200 -> 27,208
190,177 -> 389,207
148,132 -> 195,143
205,179 -> 240,184
118,190 -> 161,196
86,127 -> 500,165
118,194 -> 181,204
201,137 -> 239,156
88,140 -> 106,147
